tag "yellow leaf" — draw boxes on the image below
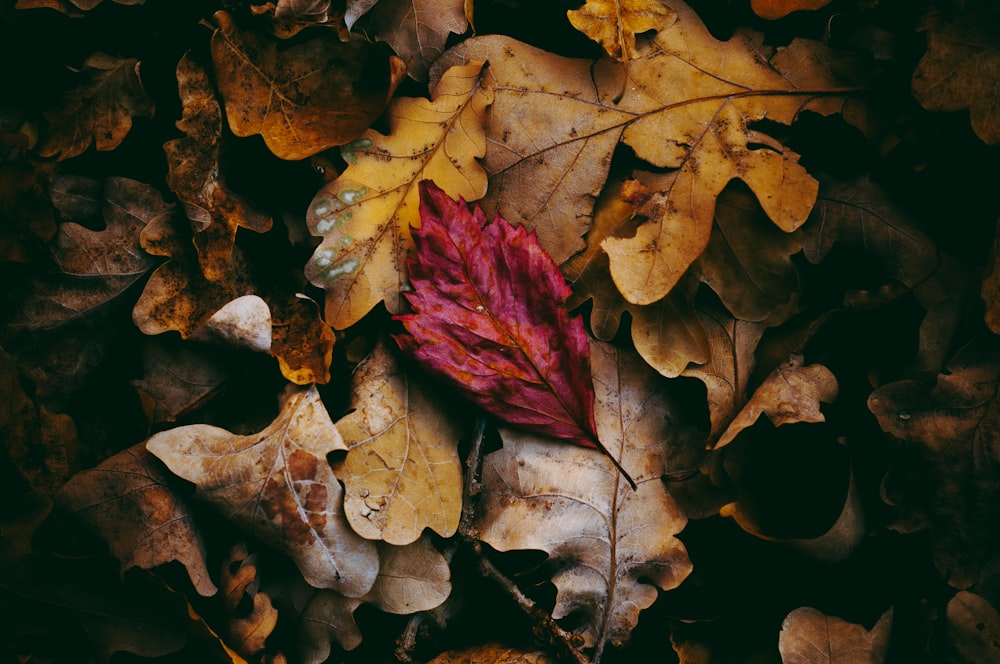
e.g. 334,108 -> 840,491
305,60 -> 491,329
568,0 -> 676,61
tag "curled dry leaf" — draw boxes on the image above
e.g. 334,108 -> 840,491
778,606 -> 892,664
37,53 -> 154,160
147,386 -> 379,597
436,3 -> 861,304
274,0 -> 333,22
164,53 -> 272,282
912,3 -> 1000,145
335,338 -> 463,545
947,591 -> 1000,664
221,543 -> 279,659
305,61 -> 491,328
476,339 -> 691,659
715,353 -> 838,449
751,0 -> 833,21
567,0 -> 677,61
57,443 -> 217,597
210,10 -> 405,161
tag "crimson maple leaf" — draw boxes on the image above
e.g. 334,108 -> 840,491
395,181 -> 634,487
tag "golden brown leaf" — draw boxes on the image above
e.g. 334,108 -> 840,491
267,293 -> 334,385
567,0 -> 676,61
427,644 -> 556,664
57,443 -> 218,597
147,386 -> 380,596
778,606 -> 892,664
334,338 -> 463,545
164,53 -> 272,282
37,53 -> 154,160
210,10 -> 405,161
477,339 -> 691,659
304,60 -> 491,328
947,592 -> 1000,664
751,0 -> 833,21
912,4 -> 1000,145
221,543 -> 278,658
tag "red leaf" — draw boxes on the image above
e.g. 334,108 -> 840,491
396,181 -> 633,486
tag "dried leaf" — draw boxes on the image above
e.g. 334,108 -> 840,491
57,443 -> 218,597
37,53 -> 154,160
0,155 -> 57,264
912,4 -> 1000,145
476,339 -> 692,659
16,0 -> 142,12
164,53 -> 272,282
715,353 -> 838,449
305,60 -> 491,328
947,591 -> 1000,664
335,338 -> 463,545
567,0 -> 676,61
778,606 -> 892,664
267,293 -> 335,385
0,492 -> 51,568
221,543 -> 279,658
147,385 -> 380,596
396,181 -> 603,455
986,217 -> 1000,334
362,536 -> 451,614
751,0 -> 833,21
131,337 -> 228,424
274,0 -> 332,22
210,10 -> 405,160
427,644 -> 556,664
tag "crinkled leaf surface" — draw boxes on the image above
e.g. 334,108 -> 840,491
912,4 -> 1000,145
210,10 -> 405,160
436,3 -> 859,303
164,53 -> 272,282
335,338 -> 463,545
476,339 -> 692,659
147,386 -> 379,596
57,442 -> 217,596
715,353 -> 838,449
305,60 -> 491,329
396,181 -> 601,451
568,0 -> 676,61
37,52 -> 154,160
778,606 -> 892,664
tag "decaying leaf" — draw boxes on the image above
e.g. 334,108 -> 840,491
427,644 -> 555,664
715,353 -> 838,449
476,339 -> 692,659
131,337 -> 228,424
751,0 -> 833,21
947,591 -> 1000,664
305,61 -> 491,328
37,53 -> 154,160
334,338 -> 463,545
221,542 -> 279,659
436,2 -> 861,304
210,10 -> 405,160
57,443 -> 218,597
912,3 -> 1000,145
147,385 -> 380,597
868,337 -> 1000,590
164,53 -> 272,282
778,606 -> 892,664
266,293 -> 335,385
567,0 -> 676,61
274,0 -> 332,22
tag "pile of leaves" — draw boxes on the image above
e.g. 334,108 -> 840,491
2,0 -> 1000,662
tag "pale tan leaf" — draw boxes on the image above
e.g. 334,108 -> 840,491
779,606 -> 892,664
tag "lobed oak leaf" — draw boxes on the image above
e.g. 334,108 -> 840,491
751,0 -> 833,21
912,3 -> 1000,145
476,339 -> 692,660
210,10 -> 406,161
334,338 -> 463,545
57,443 -> 218,597
397,182 -> 624,474
435,5 -> 863,304
778,606 -> 892,664
567,0 -> 677,62
37,53 -> 154,160
305,61 -> 491,329
147,385 -> 380,597
164,53 -> 272,282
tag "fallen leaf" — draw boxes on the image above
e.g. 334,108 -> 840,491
567,0 -> 676,61
0,492 -> 51,568
778,606 -> 892,664
132,337 -> 228,424
274,0 -> 333,22
361,536 -> 451,614
147,385 -> 380,596
210,10 -> 405,160
912,3 -> 1000,145
16,0 -> 141,12
396,181 -> 605,457
947,591 -> 1000,664
476,339 -> 692,659
37,53 -> 154,160
715,353 -> 838,449
751,0 -> 833,21
427,644 -> 555,664
868,337 -> 1000,590
305,60 -> 491,328
191,294 -> 273,352
163,53 -> 272,282
0,155 -> 57,263
266,293 -> 335,385
334,338 -> 463,545
435,4 -> 861,302
221,542 -> 279,658
57,442 -> 218,596
350,0 -> 469,81
983,217 -> 1000,334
